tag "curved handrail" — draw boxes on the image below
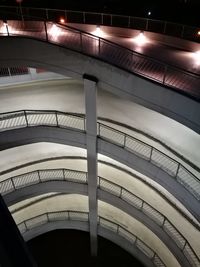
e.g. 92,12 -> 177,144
0,20 -> 199,99
0,5 -> 199,43
1,168 -> 199,265
98,176 -> 200,266
0,109 -> 199,201
16,209 -> 165,267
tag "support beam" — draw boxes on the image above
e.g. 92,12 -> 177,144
0,194 -> 37,267
84,74 -> 98,256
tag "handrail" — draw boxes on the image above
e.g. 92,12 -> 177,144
16,209 -> 166,267
0,168 -> 87,196
98,176 -> 200,266
0,20 -> 199,99
99,216 -> 166,267
0,5 -> 199,43
0,110 -> 199,201
1,167 -> 199,265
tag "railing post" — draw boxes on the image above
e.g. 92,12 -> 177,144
44,21 -> 48,41
24,110 -> 28,126
45,9 -> 49,20
11,178 -> 16,191
149,147 -> 153,162
120,187 -> 123,198
55,111 -> 59,127
5,23 -> 9,36
123,134 -> 126,148
62,169 -> 65,180
98,37 -> 101,56
8,67 -> 11,76
37,170 -> 41,183
175,163 -> 180,180
163,65 -> 167,84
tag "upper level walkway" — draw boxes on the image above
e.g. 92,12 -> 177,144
0,7 -> 199,100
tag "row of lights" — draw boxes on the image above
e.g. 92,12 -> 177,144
1,19 -> 200,66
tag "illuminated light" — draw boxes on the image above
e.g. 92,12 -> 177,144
92,25 -> 105,38
148,11 -> 151,16
132,32 -> 148,46
194,50 -> 200,66
59,17 -> 65,24
198,31 -> 200,36
49,24 -> 62,41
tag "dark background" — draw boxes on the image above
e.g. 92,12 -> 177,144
28,230 -> 145,267
0,0 -> 199,26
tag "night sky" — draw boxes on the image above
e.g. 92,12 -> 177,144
0,0 -> 199,26
28,230 -> 145,267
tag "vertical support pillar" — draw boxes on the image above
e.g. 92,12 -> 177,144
83,74 -> 98,257
0,194 -> 37,267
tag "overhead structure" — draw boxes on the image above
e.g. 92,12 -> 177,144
0,5 -> 199,267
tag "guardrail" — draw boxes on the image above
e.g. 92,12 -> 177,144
98,176 -> 200,266
0,20 -> 199,99
1,167 -> 199,265
17,210 -> 89,234
0,168 -> 87,195
16,209 -> 166,267
0,6 -> 199,43
98,122 -> 200,201
0,110 -> 199,201
0,67 -> 29,77
98,216 -> 166,267
0,110 -> 85,132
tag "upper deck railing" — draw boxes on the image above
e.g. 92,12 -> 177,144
0,19 -> 199,100
0,6 -> 199,43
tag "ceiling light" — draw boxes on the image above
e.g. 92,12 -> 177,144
148,11 -> 151,16
92,25 -> 104,38
59,17 -> 65,24
133,32 -> 148,46
194,50 -> 200,66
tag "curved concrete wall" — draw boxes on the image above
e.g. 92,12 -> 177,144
2,148 -> 199,257
10,194 -> 180,267
0,79 -> 199,168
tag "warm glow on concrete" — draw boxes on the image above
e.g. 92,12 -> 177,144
132,32 -> 148,46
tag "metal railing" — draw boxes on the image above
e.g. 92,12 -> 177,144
98,176 -> 200,266
0,110 -> 85,132
0,67 -> 29,77
0,20 -> 199,99
17,209 -> 165,267
0,168 -> 87,195
0,110 -> 199,201
0,6 -> 199,43
98,123 -> 200,201
17,210 -> 89,234
98,216 -> 166,267
1,166 -> 199,265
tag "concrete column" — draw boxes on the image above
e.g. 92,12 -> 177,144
83,74 -> 98,256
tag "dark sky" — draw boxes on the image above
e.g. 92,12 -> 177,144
0,0 -> 199,26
